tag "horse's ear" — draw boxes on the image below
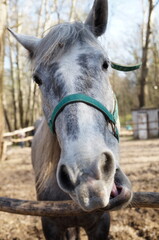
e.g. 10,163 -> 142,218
85,0 -> 108,37
8,28 -> 40,56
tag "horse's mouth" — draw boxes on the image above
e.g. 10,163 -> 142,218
107,172 -> 132,211
110,183 -> 122,198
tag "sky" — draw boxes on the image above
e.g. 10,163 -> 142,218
103,0 -> 146,61
101,0 -> 158,65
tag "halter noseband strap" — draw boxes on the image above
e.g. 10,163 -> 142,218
48,93 -> 119,142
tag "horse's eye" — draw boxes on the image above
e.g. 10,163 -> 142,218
102,61 -> 109,70
33,75 -> 42,86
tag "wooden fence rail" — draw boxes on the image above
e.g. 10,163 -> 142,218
0,192 -> 159,217
3,126 -> 34,137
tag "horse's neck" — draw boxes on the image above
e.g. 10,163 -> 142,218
32,117 -> 61,194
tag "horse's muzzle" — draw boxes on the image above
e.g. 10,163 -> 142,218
57,151 -> 132,212
73,168 -> 132,212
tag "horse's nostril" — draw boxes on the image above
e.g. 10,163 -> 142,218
59,165 -> 75,191
102,152 -> 114,177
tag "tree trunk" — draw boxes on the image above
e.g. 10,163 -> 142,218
30,0 -> 46,125
139,0 -> 153,107
16,44 -> 24,128
0,0 -> 7,161
15,9 -> 24,128
3,106 -> 12,132
8,36 -> 18,130
69,0 -> 76,21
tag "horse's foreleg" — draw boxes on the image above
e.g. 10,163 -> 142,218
41,217 -> 65,240
85,212 -> 110,240
42,217 -> 80,240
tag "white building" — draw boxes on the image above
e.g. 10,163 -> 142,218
132,108 -> 159,139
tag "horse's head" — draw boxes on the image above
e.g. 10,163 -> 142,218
9,0 -> 132,211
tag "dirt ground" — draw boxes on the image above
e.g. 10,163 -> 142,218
0,137 -> 159,240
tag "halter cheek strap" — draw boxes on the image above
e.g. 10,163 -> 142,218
111,62 -> 141,72
48,93 -> 119,142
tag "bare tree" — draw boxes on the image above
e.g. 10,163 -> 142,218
0,0 -> 7,160
139,0 -> 159,107
147,33 -> 159,106
8,34 -> 18,129
69,0 -> 76,21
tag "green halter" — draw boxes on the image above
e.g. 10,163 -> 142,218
48,94 -> 119,142
111,62 -> 141,72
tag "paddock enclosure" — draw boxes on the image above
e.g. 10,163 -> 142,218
0,137 -> 158,240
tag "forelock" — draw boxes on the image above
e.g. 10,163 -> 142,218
33,22 -> 98,66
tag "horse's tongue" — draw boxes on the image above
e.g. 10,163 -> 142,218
111,183 -> 118,198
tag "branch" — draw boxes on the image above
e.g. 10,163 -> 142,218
0,192 -> 158,217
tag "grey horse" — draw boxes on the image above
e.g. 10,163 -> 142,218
9,0 -> 132,239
